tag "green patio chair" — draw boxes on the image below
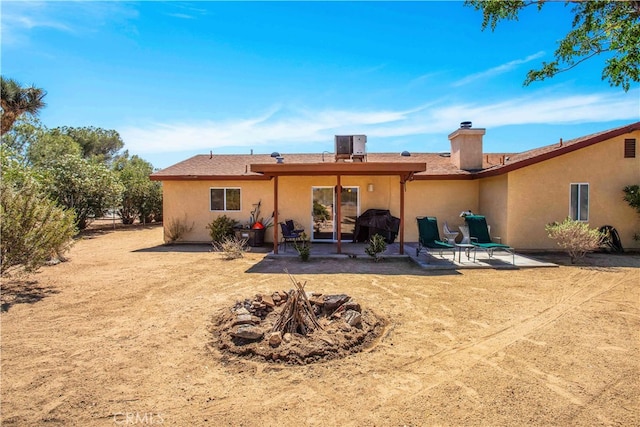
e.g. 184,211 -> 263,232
464,215 -> 515,264
416,216 -> 455,260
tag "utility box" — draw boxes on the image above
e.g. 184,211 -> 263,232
334,135 -> 367,156
352,135 -> 367,155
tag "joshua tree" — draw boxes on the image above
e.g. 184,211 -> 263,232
1,77 -> 47,135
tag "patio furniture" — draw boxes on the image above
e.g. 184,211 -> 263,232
416,216 -> 455,260
285,219 -> 304,234
459,225 -> 470,244
442,222 -> 459,244
455,243 -> 477,263
279,222 -> 302,252
464,215 -> 515,264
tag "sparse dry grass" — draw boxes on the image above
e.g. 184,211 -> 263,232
1,226 -> 638,426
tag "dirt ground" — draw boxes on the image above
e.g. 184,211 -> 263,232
1,225 -> 639,426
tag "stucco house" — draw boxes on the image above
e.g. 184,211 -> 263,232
150,121 -> 640,254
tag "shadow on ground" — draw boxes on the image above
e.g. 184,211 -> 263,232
245,257 -> 461,276
1,280 -> 60,313
133,243 -> 213,253
79,222 -> 162,239
529,251 -> 640,268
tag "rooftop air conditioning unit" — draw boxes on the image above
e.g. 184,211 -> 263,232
352,135 -> 366,155
335,135 -> 352,155
335,135 -> 367,155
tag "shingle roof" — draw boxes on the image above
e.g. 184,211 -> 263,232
150,121 -> 639,181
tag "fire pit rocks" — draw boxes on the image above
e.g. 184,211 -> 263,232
210,280 -> 385,365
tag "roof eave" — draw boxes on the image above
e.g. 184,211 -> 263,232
476,121 -> 640,179
149,174 -> 271,181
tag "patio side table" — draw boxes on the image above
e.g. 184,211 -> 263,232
455,243 -> 476,263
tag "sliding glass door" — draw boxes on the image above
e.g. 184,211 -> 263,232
311,186 -> 359,242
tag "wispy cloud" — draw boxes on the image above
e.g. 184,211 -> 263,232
452,51 -> 546,87
1,1 -> 139,46
120,89 -> 639,154
163,3 -> 208,20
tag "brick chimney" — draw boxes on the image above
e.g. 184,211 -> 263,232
448,121 -> 485,171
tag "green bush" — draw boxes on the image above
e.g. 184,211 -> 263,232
623,184 -> 640,240
206,215 -> 237,243
545,218 -> 603,264
0,178 -> 76,276
365,233 -> 387,262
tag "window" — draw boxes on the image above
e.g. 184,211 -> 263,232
624,138 -> 636,158
210,188 -> 241,211
570,183 -> 589,221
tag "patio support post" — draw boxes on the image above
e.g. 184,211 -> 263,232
336,174 -> 342,254
399,177 -> 405,255
273,176 -> 279,254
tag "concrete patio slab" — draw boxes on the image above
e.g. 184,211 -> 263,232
265,241 -> 557,270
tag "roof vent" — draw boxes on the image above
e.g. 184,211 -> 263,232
276,156 -> 284,163
460,121 -> 472,129
401,150 -> 411,157
270,152 -> 280,158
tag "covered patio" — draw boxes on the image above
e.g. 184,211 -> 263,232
250,161 -> 427,255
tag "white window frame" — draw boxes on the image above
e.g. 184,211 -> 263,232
569,183 -> 589,221
210,187 -> 241,211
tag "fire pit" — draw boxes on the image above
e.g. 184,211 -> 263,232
209,272 -> 386,365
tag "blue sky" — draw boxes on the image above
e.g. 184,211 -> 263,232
3,1 -> 639,169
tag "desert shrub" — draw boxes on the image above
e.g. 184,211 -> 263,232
0,178 -> 76,276
545,218 -> 603,264
213,236 -> 248,259
165,214 -> 194,244
294,233 -> 310,261
206,215 -> 238,243
365,233 -> 387,262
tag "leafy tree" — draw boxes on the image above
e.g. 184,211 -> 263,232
51,126 -> 124,163
0,76 -> 47,135
0,152 -> 76,276
39,154 -> 124,229
1,116 -> 46,156
465,0 -> 640,91
26,129 -> 82,165
112,152 -> 163,224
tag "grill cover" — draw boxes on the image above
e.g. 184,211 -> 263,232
352,209 -> 400,243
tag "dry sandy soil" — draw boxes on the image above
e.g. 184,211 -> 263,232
1,224 -> 639,426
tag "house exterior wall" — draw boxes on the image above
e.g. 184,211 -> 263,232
478,175 -> 509,242
405,180 -> 480,241
162,179 -> 274,243
162,176 -> 482,244
502,130 -> 640,250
